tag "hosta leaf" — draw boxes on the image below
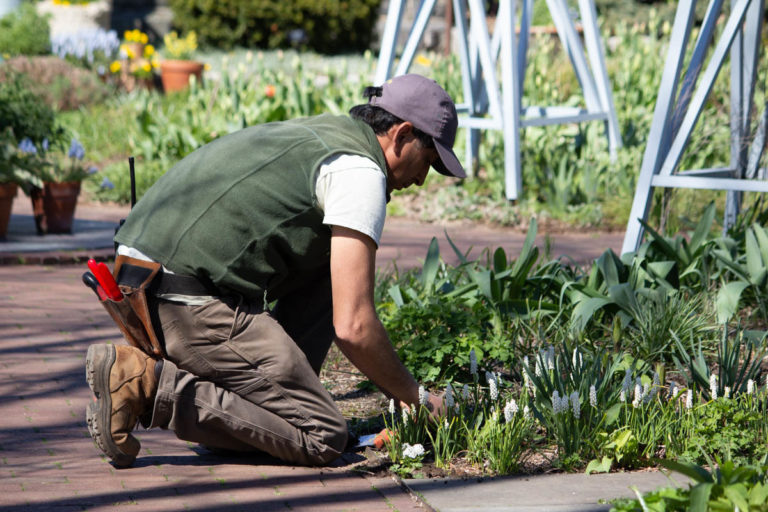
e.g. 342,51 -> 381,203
689,202 -> 716,254
571,296 -> 612,331
585,456 -> 612,474
493,247 -> 507,273
715,281 -> 749,324
420,237 -> 440,292
688,483 -> 713,512
722,483 -> 749,512
660,458 -> 714,484
388,285 -> 405,307
752,223 -> 768,265
511,218 -> 537,277
745,228 -> 768,286
647,261 -> 676,281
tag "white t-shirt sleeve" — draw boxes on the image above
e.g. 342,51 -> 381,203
315,154 -> 387,246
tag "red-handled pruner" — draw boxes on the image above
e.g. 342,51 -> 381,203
87,259 -> 123,301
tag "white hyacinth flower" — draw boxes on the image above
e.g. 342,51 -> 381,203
462,384 -> 470,400
643,382 -> 653,404
503,399 -> 518,423
389,399 -> 396,415
418,385 -> 428,406
552,390 -> 562,413
469,349 -> 478,376
589,385 -> 597,407
570,391 -> 581,419
709,374 -> 718,400
668,382 -> 678,400
724,386 -> 731,399
748,379 -> 755,395
402,407 -> 409,423
623,369 -> 632,393
445,383 -> 455,409
523,405 -> 531,420
686,389 -> 693,409
572,348 -> 581,368
402,443 -> 425,459
620,389 -> 626,403
632,383 -> 643,408
561,395 -> 570,414
535,359 -> 542,377
523,355 -> 530,369
547,345 -> 555,371
486,371 -> 499,400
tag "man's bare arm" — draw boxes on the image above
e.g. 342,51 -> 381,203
329,226 -> 422,407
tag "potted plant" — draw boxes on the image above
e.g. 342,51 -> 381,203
108,29 -> 159,91
19,136 -> 97,235
0,128 -> 37,239
159,30 -> 203,92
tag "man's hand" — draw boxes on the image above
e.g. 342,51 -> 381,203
400,391 -> 446,422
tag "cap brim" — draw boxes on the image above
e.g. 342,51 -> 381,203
432,139 -> 466,178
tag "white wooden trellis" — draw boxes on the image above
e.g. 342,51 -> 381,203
622,0 -> 767,254
375,0 -> 622,200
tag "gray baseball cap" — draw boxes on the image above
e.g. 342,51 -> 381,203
369,74 -> 466,179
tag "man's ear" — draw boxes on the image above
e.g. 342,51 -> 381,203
392,122 -> 414,151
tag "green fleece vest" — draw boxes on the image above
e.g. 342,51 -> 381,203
114,114 -> 387,300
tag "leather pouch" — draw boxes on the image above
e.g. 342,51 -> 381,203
103,255 -> 165,359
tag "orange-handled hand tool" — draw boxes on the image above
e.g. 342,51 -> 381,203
87,259 -> 123,301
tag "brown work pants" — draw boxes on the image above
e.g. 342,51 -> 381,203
147,276 -> 348,465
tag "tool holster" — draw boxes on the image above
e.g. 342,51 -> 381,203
100,255 -> 165,359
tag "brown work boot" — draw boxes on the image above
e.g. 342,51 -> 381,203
85,344 -> 158,467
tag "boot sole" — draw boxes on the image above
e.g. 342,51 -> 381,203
85,344 -> 136,468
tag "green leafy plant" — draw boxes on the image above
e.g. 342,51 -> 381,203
168,0 -> 381,53
0,2 -> 51,56
611,456 -> 768,512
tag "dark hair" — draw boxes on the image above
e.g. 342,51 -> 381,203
349,86 -> 434,149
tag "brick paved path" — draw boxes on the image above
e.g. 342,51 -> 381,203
0,265 -> 423,511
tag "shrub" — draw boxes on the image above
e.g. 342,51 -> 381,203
0,56 -> 111,111
0,71 -> 57,144
168,0 -> 381,54
0,2 -> 50,56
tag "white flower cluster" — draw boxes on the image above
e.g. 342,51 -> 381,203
486,371 -> 499,400
552,390 -> 570,414
389,399 -> 396,415
570,391 -> 580,419
503,399 -> 518,423
709,374 -> 718,400
632,380 -> 643,408
402,443 -> 425,459
589,385 -> 597,407
572,348 -> 582,369
748,379 -> 755,395
418,385 -> 429,406
686,389 -> 693,409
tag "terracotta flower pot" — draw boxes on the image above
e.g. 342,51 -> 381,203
160,59 -> 204,93
30,181 -> 81,235
0,182 -> 18,239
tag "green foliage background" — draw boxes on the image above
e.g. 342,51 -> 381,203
168,0 -> 381,53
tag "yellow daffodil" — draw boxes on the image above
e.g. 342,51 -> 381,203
415,54 -> 432,67
144,45 -> 155,57
109,61 -> 121,73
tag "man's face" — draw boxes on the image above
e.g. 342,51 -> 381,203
385,129 -> 439,194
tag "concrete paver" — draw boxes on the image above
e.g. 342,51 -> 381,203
0,197 -> 677,512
